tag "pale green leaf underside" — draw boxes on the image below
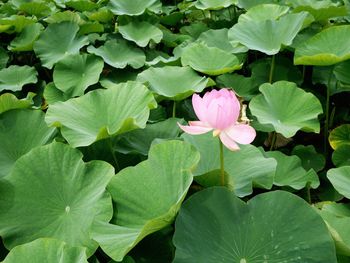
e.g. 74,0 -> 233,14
173,188 -> 337,262
45,81 -> 157,147
249,81 -> 323,137
92,141 -> 200,261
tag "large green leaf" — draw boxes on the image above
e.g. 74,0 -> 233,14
229,12 -> 309,55
332,145 -> 350,167
8,23 -> 43,51
318,203 -> 350,256
115,118 -> 182,156
118,21 -> 163,47
264,150 -> 319,189
0,109 -> 56,178
181,43 -> 242,75
294,25 -> 350,66
91,140 -> 200,261
2,238 -> 88,263
33,22 -> 89,69
249,81 -> 323,137
194,0 -> 237,10
329,124 -> 350,150
137,66 -> 208,100
0,47 -> 8,69
182,133 -> 276,197
0,93 -> 34,114
65,0 -> 98,11
0,142 -> 114,254
173,187 -> 337,262
196,28 -> 239,53
0,65 -> 37,92
327,166 -> 350,199
45,81 -> 157,147
0,15 -> 36,33
292,145 -> 325,172
108,0 -> 161,16
238,4 -> 290,23
53,53 -> 104,97
87,40 -> 145,69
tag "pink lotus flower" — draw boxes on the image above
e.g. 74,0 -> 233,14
179,89 -> 256,150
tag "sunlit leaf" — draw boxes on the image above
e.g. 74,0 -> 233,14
0,65 -> 37,92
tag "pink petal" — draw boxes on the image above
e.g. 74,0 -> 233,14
219,132 -> 240,151
178,122 -> 212,135
223,124 -> 256,144
192,94 -> 208,122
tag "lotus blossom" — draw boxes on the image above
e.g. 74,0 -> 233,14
178,89 -> 256,150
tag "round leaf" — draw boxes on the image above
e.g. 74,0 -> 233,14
0,142 -> 114,254
173,187 -> 337,263
0,65 -> 37,92
0,109 -> 56,178
229,12 -> 309,55
91,140 -> 200,261
53,53 -> 104,97
249,81 -> 323,137
108,0 -> 161,16
33,22 -> 89,69
294,25 -> 350,66
2,238 -> 88,263
196,28 -> 238,53
181,43 -> 242,75
45,81 -> 157,147
137,66 -> 208,100
238,4 -> 290,23
0,93 -> 34,114
182,133 -> 277,197
292,145 -> 325,172
329,124 -> 350,150
8,23 -> 43,51
327,166 -> 350,199
119,21 -> 163,47
332,145 -> 350,167
87,40 -> 145,69
194,0 -> 237,10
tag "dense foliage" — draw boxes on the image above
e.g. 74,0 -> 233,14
0,0 -> 350,262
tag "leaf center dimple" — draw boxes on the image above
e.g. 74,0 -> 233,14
65,206 -> 70,213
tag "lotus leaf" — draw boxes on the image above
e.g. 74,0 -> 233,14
0,142 -> 114,254
108,0 -> 161,16
229,12 -> 309,55
327,166 -> 350,199
0,109 -> 56,178
173,187 -> 337,262
181,43 -> 242,75
53,53 -> 104,97
249,81 -> 323,137
87,40 -> 146,69
2,238 -> 88,263
92,140 -> 200,261
137,66 -> 208,100
329,124 -> 350,150
182,133 -> 276,197
33,22 -> 89,69
0,65 -> 37,92
294,25 -> 350,66
45,81 -> 157,147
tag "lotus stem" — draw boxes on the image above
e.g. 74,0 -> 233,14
306,182 -> 311,204
172,101 -> 176,117
219,140 -> 225,186
324,69 -> 333,157
109,138 -> 120,171
270,131 -> 277,151
269,55 -> 275,84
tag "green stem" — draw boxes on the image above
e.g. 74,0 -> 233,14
306,182 -> 311,204
172,101 -> 176,118
269,55 -> 275,84
302,65 -> 306,83
228,7 -> 233,21
108,138 -> 120,171
270,131 -> 277,151
219,140 -> 225,186
233,5 -> 237,21
324,69 -> 333,156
